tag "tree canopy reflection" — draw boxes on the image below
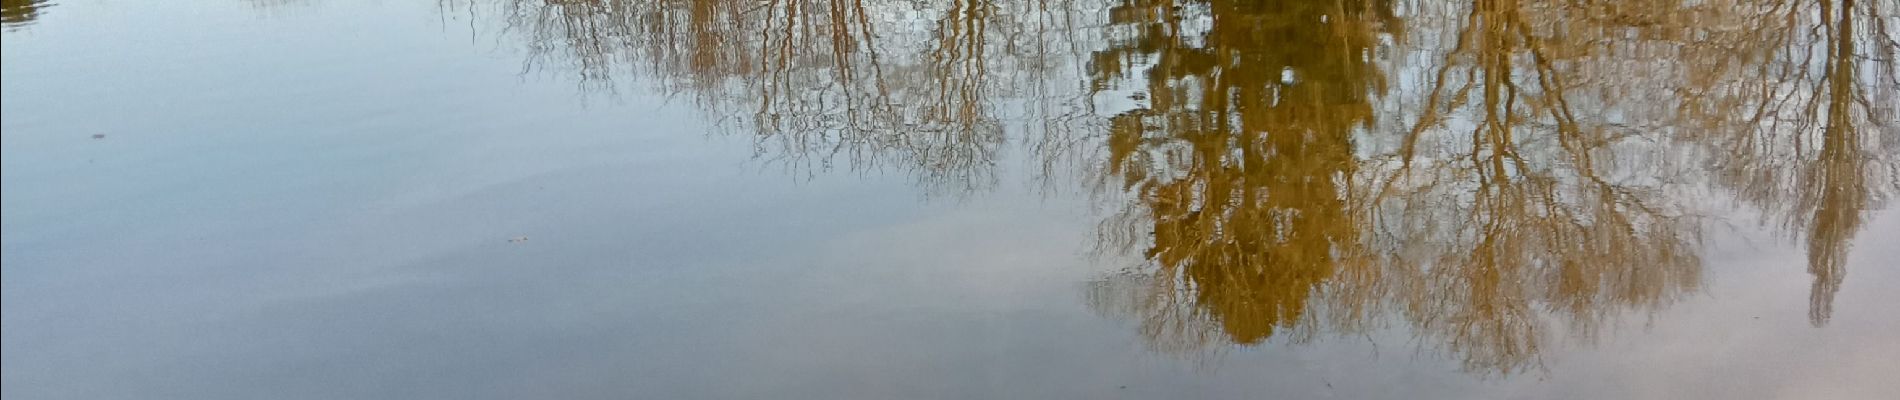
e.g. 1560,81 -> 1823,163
1,0 -> 50,28
467,0 -> 1897,376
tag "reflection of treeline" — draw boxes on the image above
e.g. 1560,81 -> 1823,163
1086,0 -> 1895,375
1,0 -> 49,27
1080,0 -> 1700,375
457,0 -> 1897,377
472,0 -> 1106,193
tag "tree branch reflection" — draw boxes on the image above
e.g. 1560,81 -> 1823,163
476,0 -> 1104,195
454,0 -> 1898,377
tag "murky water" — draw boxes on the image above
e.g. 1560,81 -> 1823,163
3,0 -> 1897,398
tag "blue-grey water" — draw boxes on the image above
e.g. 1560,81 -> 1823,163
4,0 -> 1898,398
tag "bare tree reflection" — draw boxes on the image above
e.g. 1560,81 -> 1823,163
1672,0 -> 1898,325
1084,0 -> 1736,375
450,0 -> 1896,378
1365,0 -> 1715,373
471,0 -> 1105,195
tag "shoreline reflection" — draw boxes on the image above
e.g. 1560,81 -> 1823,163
460,0 -> 1895,376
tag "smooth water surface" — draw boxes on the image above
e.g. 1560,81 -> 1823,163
4,0 -> 1898,398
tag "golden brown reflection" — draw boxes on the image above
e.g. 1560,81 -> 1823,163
1083,0 -> 1715,374
1669,0 -> 1898,326
1085,0 -> 1895,374
1083,0 -> 1390,352
466,0 -> 1896,376
1,0 -> 50,28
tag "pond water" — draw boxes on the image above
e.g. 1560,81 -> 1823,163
3,0 -> 1898,398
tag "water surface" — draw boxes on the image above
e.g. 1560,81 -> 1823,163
3,0 -> 1898,398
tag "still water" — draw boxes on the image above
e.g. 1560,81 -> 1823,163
3,0 -> 1897,398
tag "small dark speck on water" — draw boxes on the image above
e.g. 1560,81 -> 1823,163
508,236 -> 529,243
91,134 -> 105,139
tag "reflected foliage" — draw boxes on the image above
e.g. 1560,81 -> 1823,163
1,0 -> 49,28
1083,0 -> 1712,374
1084,0 -> 1390,351
459,0 -> 1897,377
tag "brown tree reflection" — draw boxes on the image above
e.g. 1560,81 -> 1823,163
1362,0 -> 1719,373
1,0 -> 50,28
1082,0 -> 1717,375
1082,0 -> 1895,374
1672,0 -> 1897,325
461,0 -> 1895,377
1081,0 -> 1391,354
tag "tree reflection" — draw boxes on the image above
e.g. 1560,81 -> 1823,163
1672,0 -> 1897,325
1,0 -> 49,28
1082,0 -> 1715,375
477,0 -> 1102,194
458,0 -> 1896,377
1360,0 -> 1712,373
1081,0 -> 1390,353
